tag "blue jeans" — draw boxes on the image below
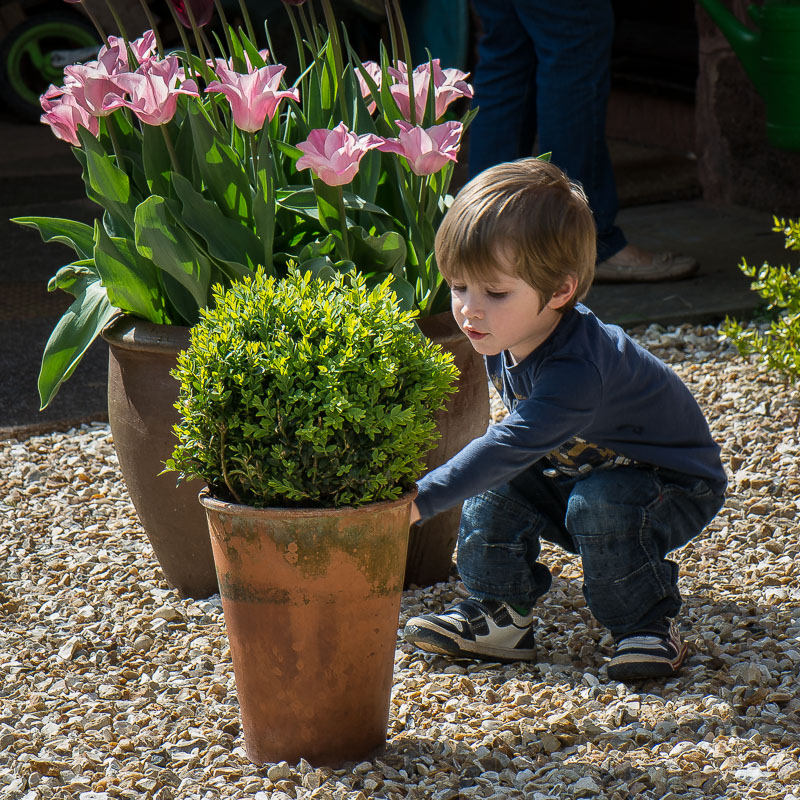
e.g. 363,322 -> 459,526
466,0 -> 626,262
457,463 -> 725,636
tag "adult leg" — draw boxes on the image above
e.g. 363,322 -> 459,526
516,0 -> 625,262
466,0 -> 537,178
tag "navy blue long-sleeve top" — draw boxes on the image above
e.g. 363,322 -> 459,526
415,304 -> 727,522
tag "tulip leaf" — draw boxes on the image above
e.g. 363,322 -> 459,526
134,195 -> 211,313
253,132 -> 276,270
38,277 -> 115,409
187,103 -> 252,223
77,127 -> 136,236
170,172 -> 257,277
141,123 -> 172,196
93,221 -> 171,324
48,260 -> 97,295
347,226 -> 407,275
11,217 -> 95,261
277,188 -> 387,218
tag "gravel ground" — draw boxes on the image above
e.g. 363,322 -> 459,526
2,322 -> 800,800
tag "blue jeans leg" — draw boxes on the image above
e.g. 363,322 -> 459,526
466,0 -> 626,261
457,464 -> 724,636
567,466 -> 723,634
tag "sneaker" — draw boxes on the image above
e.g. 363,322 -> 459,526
403,598 -> 536,662
607,618 -> 688,681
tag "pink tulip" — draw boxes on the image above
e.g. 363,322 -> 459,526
98,31 -> 158,71
389,59 -> 473,122
168,0 -> 214,28
377,120 -> 463,176
63,60 -> 127,117
104,57 -> 199,125
295,122 -> 383,186
40,92 -> 99,146
356,61 -> 382,115
206,63 -> 298,133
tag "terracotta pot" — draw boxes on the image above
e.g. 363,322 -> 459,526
409,311 -> 489,587
102,316 -> 218,598
199,490 -> 414,766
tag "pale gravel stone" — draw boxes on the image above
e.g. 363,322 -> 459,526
1,325 -> 800,798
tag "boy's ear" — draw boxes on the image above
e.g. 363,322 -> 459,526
547,274 -> 579,310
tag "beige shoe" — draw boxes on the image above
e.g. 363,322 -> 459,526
594,245 -> 699,284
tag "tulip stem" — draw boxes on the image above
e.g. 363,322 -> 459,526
77,1 -> 109,46
237,0 -> 257,44
285,6 -> 307,76
213,0 -> 234,56
101,0 -> 130,40
247,132 -> 259,185
164,2 -> 198,82
161,125 -> 181,174
319,0 -> 347,123
136,0 -> 164,56
383,0 -> 398,63
183,2 -> 208,72
105,116 -> 124,167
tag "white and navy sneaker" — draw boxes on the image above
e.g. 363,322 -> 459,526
607,618 -> 688,681
403,598 -> 536,662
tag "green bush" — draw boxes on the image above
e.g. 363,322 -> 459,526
721,217 -> 800,381
166,268 -> 459,508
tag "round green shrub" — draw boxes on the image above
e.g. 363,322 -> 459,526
166,268 -> 459,508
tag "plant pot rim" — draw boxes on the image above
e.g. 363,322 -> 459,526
199,487 -> 418,520
101,313 -> 191,355
415,309 -> 462,345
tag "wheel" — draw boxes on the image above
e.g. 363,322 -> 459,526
0,12 -> 101,122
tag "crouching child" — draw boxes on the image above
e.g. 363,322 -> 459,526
404,158 -> 726,681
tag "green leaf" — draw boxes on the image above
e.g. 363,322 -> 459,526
38,278 -> 116,409
134,195 -> 211,312
93,221 -> 170,323
11,217 -> 95,260
254,132 -> 276,270
48,260 -> 97,295
347,226 -> 407,274
77,126 -> 136,235
171,173 -> 258,277
141,123 -> 172,196
187,103 -> 252,223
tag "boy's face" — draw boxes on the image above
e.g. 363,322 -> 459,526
449,268 -> 573,364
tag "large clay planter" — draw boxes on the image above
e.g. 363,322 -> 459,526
409,312 -> 490,587
199,490 -> 414,766
102,316 -> 218,598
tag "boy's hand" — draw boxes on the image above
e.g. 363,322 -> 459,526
409,501 -> 421,526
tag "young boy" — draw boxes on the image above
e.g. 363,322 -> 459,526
404,158 -> 726,681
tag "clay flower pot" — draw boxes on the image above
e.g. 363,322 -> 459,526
199,489 -> 415,766
410,311 -> 490,587
102,316 -> 218,598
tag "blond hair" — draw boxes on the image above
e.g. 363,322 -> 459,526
435,158 -> 596,311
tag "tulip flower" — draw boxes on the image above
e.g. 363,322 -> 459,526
355,61 -> 382,115
62,60 -> 127,117
377,120 -> 463,176
104,57 -> 199,126
389,60 -> 473,122
98,31 -> 157,71
295,122 -> 383,186
168,0 -> 214,28
206,64 -> 298,133
40,92 -> 99,146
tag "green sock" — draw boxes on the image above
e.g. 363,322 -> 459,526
510,603 -> 531,616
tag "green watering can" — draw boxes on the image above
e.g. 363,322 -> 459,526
697,0 -> 800,149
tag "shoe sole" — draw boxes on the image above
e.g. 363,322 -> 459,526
607,641 -> 688,681
593,263 -> 700,284
404,621 -> 536,663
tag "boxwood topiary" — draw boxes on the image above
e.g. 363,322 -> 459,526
166,268 -> 459,508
